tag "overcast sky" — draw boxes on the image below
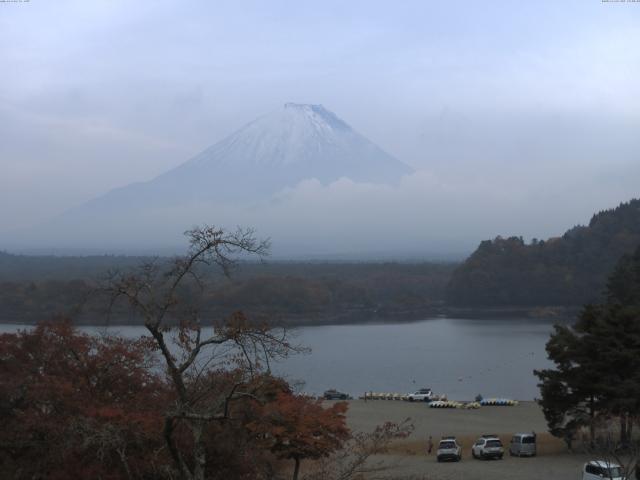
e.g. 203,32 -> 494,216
1,1 -> 639,255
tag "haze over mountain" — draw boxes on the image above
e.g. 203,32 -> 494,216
5,93 -> 638,257
79,103 -> 412,212
8,104 -> 423,255
5,96 -> 638,257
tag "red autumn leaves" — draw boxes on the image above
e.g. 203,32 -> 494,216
0,321 -> 350,480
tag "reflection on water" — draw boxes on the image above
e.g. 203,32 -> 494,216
0,317 -> 567,400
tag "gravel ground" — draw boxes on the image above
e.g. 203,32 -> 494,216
338,399 -> 594,480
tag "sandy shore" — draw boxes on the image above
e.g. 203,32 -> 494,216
338,399 -> 596,479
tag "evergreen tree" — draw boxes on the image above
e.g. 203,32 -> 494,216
535,245 -> 640,446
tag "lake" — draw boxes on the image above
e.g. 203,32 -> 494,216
0,317 -> 563,400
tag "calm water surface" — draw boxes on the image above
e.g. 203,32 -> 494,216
0,317 -> 563,400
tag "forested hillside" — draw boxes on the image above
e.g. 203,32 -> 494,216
0,257 -> 455,326
446,199 -> 640,306
4,198 -> 639,323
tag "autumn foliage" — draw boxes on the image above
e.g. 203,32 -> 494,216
0,321 -> 354,480
0,320 -> 167,479
249,393 -> 350,479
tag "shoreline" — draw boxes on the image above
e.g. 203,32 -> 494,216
0,305 -> 579,328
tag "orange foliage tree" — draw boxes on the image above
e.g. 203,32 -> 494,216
249,393 -> 350,480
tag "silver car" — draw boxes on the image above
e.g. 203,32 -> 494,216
437,436 -> 462,462
471,435 -> 504,460
509,433 -> 536,457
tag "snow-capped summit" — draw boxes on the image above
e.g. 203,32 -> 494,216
72,103 -> 413,211
189,103 -> 353,169
178,102 -> 411,180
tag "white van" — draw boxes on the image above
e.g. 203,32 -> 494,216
582,460 -> 625,480
509,433 -> 536,457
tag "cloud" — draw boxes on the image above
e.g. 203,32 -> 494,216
230,168 -> 637,257
11,164 -> 634,259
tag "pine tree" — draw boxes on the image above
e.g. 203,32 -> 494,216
535,245 -> 640,446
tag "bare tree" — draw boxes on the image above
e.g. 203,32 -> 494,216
303,419 -> 414,480
102,225 -> 302,480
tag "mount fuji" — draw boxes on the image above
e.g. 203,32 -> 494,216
78,103 -> 412,212
11,104 -> 414,251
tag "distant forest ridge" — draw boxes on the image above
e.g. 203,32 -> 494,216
446,198 -> 640,307
0,255 -> 455,326
1,198 -> 639,325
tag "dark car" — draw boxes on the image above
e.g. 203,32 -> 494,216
323,389 -> 348,400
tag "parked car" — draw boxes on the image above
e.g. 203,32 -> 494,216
509,432 -> 536,457
323,389 -> 348,400
582,460 -> 625,480
406,388 -> 433,402
471,435 -> 504,460
437,436 -> 462,462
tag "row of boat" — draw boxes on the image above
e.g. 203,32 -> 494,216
480,398 -> 519,406
357,392 -> 519,407
429,400 -> 481,409
360,392 -> 448,401
429,399 -> 518,408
